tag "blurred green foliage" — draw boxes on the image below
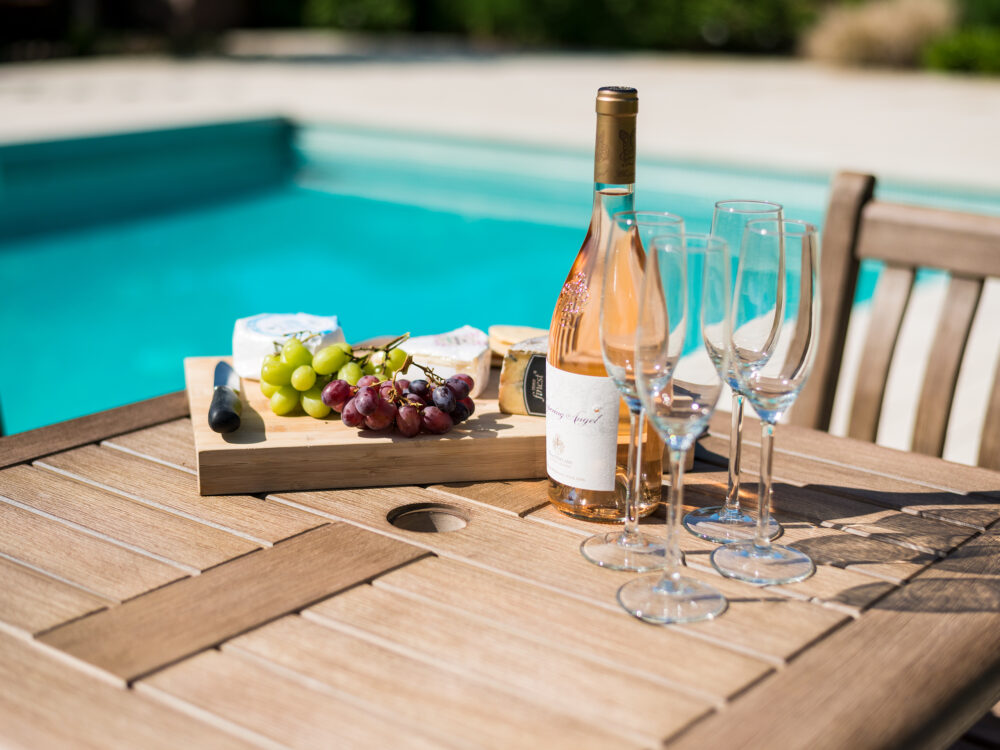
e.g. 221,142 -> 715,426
6,0 -> 998,71
960,0 -> 1000,24
301,0 -> 821,53
302,0 -> 413,30
920,0 -> 1000,73
923,26 -> 1000,71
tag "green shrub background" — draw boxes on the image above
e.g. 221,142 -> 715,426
299,0 -> 821,53
924,26 -> 1000,70
928,0 -> 1000,70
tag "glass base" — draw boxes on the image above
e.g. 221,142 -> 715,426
683,506 -> 782,544
580,531 -> 665,572
617,573 -> 727,624
711,541 -> 815,585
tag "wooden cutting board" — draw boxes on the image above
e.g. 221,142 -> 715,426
184,357 -> 546,496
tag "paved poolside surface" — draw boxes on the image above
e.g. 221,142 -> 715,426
2,46 -> 1000,191
1,45 -> 998,465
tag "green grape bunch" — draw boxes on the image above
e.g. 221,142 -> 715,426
258,333 -> 413,419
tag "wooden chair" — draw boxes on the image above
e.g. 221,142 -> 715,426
792,171 -> 1000,470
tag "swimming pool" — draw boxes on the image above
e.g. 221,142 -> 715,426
2,119 -> 999,434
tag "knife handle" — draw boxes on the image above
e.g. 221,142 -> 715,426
208,386 -> 242,434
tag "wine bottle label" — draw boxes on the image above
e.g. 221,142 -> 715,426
545,363 -> 620,491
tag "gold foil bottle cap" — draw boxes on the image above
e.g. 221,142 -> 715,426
595,86 -> 638,116
594,86 -> 637,184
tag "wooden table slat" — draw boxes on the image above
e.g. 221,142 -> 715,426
103,417 -> 198,472
373,555 -> 772,704
0,556 -> 110,637
527,501 -> 896,614
4,394 -> 999,750
1,464 -> 259,572
426,477 -> 551,517
270,486 -> 849,665
36,444 -> 325,545
139,648 -> 449,750
222,614 -> 639,750
0,501 -> 187,602
0,391 -> 189,470
0,629 -> 255,750
306,583 -> 709,747
39,523 -> 430,683
668,526 -> 1000,750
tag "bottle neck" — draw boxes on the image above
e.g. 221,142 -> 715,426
592,100 -> 636,228
593,107 -> 636,185
590,182 -> 635,237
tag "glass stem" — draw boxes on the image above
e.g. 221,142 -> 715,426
620,406 -> 644,543
660,449 -> 686,585
724,392 -> 744,515
754,421 -> 776,551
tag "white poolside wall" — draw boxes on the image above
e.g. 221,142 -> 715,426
2,44 -> 998,465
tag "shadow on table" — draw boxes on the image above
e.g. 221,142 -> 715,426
784,532 -> 930,567
835,577 -> 1000,614
683,479 -> 952,560
687,441 -> 1000,614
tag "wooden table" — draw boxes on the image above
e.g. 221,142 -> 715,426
1,390 -> 999,750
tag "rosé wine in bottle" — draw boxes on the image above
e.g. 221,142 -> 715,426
546,86 -> 663,522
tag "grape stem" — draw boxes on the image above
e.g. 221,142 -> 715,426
382,332 -> 411,351
357,332 -> 411,367
411,362 -> 447,386
391,355 -> 415,380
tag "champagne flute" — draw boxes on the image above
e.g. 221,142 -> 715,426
617,233 -> 729,623
684,200 -> 783,543
583,211 -> 683,571
711,219 -> 820,585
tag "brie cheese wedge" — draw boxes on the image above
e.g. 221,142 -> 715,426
399,325 -> 491,398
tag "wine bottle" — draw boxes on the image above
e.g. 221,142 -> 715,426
546,86 -> 664,522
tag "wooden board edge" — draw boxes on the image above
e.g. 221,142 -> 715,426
196,439 -> 548,495
0,391 -> 189,470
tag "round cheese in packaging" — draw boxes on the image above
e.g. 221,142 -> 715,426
233,313 -> 346,379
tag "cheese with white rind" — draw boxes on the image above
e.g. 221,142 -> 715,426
498,335 -> 548,416
398,325 -> 491,398
488,324 -> 548,357
234,313 -> 346,380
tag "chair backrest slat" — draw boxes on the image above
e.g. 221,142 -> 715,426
912,276 -> 984,457
795,171 -> 1000,469
847,265 -> 914,443
856,201 -> 1000,277
980,363 -> 1000,470
794,172 -> 874,430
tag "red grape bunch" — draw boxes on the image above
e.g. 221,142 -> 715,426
321,371 -> 476,437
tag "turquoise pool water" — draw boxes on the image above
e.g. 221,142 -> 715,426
2,120 -> 999,435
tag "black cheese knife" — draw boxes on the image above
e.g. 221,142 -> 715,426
208,361 -> 242,433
